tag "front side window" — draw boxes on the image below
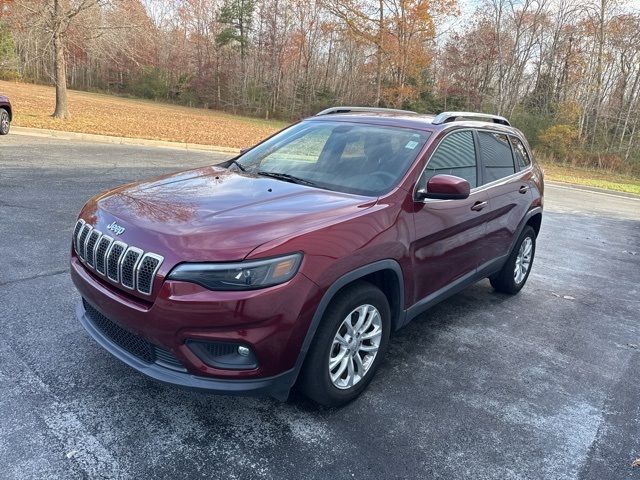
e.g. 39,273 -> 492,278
509,136 -> 531,170
478,132 -> 515,183
420,130 -> 477,189
235,121 -> 431,196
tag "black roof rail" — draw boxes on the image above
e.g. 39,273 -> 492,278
431,111 -> 511,126
315,106 -> 418,116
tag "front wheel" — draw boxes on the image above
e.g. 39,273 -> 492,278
298,281 -> 391,407
490,225 -> 536,294
0,109 -> 9,135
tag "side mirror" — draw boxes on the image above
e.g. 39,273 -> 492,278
239,147 -> 251,155
416,174 -> 471,200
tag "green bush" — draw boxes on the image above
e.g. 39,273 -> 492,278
130,68 -> 169,100
509,109 -> 554,149
0,21 -> 19,79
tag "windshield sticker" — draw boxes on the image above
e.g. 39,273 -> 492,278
405,140 -> 419,149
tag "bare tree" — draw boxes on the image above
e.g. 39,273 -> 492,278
15,0 -> 109,119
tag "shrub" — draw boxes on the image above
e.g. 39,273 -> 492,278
510,109 -> 554,149
537,124 -> 580,162
0,69 -> 20,81
130,68 -> 169,100
556,100 -> 581,125
0,21 -> 19,79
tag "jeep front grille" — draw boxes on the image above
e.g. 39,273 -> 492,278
73,219 -> 164,295
85,230 -> 101,267
73,219 -> 84,249
107,241 -> 126,282
77,223 -> 91,259
121,247 -> 142,289
95,236 -> 113,275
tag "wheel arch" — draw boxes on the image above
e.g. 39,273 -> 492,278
526,211 -> 542,237
508,207 -> 543,254
291,259 -> 405,383
1,105 -> 11,121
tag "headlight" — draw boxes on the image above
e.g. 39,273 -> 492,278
167,253 -> 302,291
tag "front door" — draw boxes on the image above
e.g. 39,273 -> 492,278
410,129 -> 490,305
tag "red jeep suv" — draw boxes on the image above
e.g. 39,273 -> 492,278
71,108 -> 543,406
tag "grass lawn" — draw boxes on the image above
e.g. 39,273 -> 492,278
541,162 -> 640,196
0,80 -> 287,149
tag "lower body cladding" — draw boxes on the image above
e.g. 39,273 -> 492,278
70,257 -> 322,400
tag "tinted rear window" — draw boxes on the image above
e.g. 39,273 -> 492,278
478,132 -> 515,183
509,136 -> 531,169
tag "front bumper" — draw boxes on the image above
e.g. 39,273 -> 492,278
71,254 -> 322,399
76,300 -> 296,399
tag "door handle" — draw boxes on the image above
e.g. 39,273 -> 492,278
471,201 -> 487,211
519,185 -> 529,194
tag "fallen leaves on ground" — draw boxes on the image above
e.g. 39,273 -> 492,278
1,80 -> 287,149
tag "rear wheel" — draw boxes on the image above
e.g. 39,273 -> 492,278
0,109 -> 9,135
490,225 -> 536,294
298,281 -> 390,407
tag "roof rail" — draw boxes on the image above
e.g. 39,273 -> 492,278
315,106 -> 418,116
431,111 -> 511,126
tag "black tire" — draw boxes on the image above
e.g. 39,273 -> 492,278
490,225 -> 536,294
298,281 -> 391,407
0,108 -> 9,135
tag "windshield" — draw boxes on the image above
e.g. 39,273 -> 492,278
233,120 -> 431,196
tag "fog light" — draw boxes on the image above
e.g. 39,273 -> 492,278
186,340 -> 258,370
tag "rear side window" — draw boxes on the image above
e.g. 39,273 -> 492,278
478,132 -> 515,183
509,136 -> 531,169
421,130 -> 477,188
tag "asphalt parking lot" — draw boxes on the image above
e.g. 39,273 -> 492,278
1,133 -> 639,480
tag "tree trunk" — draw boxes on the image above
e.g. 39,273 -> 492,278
375,0 -> 383,107
494,0 -> 505,115
52,30 -> 69,119
590,0 -> 607,149
52,0 -> 69,120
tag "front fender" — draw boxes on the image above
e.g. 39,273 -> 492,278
290,259 -> 406,385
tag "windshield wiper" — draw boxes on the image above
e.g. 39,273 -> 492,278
229,159 -> 246,171
258,171 -> 318,187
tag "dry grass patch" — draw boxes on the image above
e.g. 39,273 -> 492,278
1,80 -> 287,149
541,162 -> 640,196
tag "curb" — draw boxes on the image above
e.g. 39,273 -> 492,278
10,126 -> 240,154
546,181 -> 640,200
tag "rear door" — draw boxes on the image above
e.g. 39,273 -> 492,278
477,130 -> 533,267
410,129 -> 489,302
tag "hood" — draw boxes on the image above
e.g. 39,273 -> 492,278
80,166 -> 375,264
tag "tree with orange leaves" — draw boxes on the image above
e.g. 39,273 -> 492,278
325,0 -> 458,109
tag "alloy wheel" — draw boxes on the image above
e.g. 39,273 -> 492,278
514,236 -> 533,284
328,304 -> 383,389
0,112 -> 8,134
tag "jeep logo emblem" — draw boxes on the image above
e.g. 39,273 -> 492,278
107,221 -> 125,236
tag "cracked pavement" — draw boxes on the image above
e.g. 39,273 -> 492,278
1,134 -> 639,479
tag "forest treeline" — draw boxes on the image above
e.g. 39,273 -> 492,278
1,0 -> 639,174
